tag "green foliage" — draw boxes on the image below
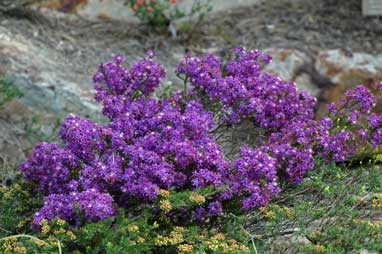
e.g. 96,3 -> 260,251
0,76 -> 23,107
125,0 -> 212,31
69,211 -> 251,254
23,115 -> 62,143
0,182 -> 42,238
0,181 -> 252,254
249,163 -> 382,253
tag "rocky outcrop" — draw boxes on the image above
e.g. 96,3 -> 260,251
265,48 -> 382,108
0,24 -> 101,164
36,0 -> 261,21
315,49 -> 382,103
0,26 -> 99,117
264,48 -> 320,98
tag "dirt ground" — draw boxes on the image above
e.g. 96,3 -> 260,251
1,0 -> 382,83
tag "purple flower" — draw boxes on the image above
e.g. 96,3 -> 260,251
208,201 -> 222,216
376,81 -> 382,94
371,129 -> 382,147
71,189 -> 115,222
194,207 -> 207,222
177,48 -> 316,131
368,114 -> 382,129
33,194 -> 75,226
114,54 -> 125,65
327,103 -> 337,116
19,142 -> 78,195
348,110 -> 360,125
358,129 -> 369,141
344,85 -> 376,114
33,190 -> 114,226
231,147 -> 280,210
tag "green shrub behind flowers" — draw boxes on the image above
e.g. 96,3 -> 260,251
125,0 -> 212,31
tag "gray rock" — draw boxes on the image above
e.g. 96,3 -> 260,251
36,0 -> 262,21
264,48 -> 319,97
0,25 -> 101,164
315,49 -> 382,102
0,26 -> 100,118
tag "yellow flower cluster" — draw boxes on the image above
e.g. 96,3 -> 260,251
130,236 -> 146,245
259,207 -> 276,220
353,219 -> 382,229
309,230 -> 324,241
40,219 -> 77,242
127,224 -> 140,233
160,199 -> 173,213
307,244 -> 327,253
373,154 -> 382,163
154,235 -> 167,246
137,237 -> 145,243
66,231 -> 77,241
264,210 -> 276,220
1,184 -> 21,200
159,189 -> 170,198
259,205 -> 295,220
178,243 -> 193,253
155,227 -> 185,246
40,220 -> 51,235
204,234 -> 250,253
189,193 -> 206,205
154,227 -> 250,254
372,193 -> 382,209
56,219 -> 66,226
282,207 -> 295,219
1,237 -> 27,254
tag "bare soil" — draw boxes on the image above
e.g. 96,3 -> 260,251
1,0 -> 382,84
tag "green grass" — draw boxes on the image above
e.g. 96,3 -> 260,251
247,163 -> 382,254
0,76 -> 23,107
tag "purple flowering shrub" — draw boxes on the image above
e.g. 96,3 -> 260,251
324,83 -> 382,160
177,48 -> 382,179
19,48 -> 382,227
176,47 -> 316,128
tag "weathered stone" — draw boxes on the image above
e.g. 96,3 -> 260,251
360,249 -> 378,254
0,116 -> 26,163
264,48 -> 319,97
295,73 -> 321,98
36,0 -> 261,21
315,49 -> 382,103
0,25 -> 101,164
264,48 -> 307,81
0,26 -> 100,117
272,234 -> 311,254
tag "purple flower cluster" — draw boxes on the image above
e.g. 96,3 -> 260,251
365,96 -> 382,148
19,49 -> 382,227
324,83 -> 382,160
59,115 -> 108,164
22,53 -> 234,226
231,147 -> 279,210
376,81 -> 382,93
19,142 -> 78,195
34,189 -> 114,226
93,52 -> 166,118
177,48 -> 322,185
176,48 -> 382,169
177,47 -> 316,129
